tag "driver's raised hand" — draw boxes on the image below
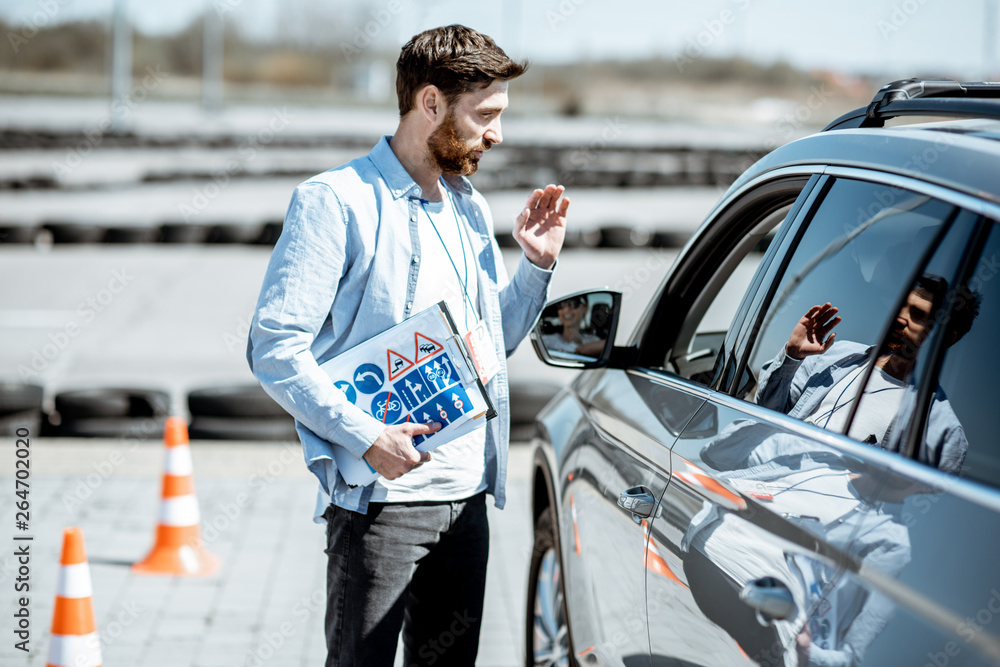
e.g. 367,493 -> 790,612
363,421 -> 441,480
786,303 -> 841,360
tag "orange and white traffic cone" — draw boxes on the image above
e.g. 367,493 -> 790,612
47,527 -> 102,667
133,417 -> 219,576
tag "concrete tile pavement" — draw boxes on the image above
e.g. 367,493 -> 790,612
0,438 -> 534,667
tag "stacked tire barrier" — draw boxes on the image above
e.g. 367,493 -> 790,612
0,221 -> 288,246
46,388 -> 169,438
0,382 -> 44,435
187,384 -> 297,441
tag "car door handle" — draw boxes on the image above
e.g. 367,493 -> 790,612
617,486 -> 656,522
738,576 -> 797,624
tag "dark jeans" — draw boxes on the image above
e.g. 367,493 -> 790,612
323,491 -> 489,667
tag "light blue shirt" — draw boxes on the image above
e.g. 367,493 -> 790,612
247,136 -> 554,519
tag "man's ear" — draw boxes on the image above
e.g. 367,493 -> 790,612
417,85 -> 445,123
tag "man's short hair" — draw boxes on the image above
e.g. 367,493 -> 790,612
396,25 -> 527,116
914,273 -> 981,345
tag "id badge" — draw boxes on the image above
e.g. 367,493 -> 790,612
464,320 -> 501,384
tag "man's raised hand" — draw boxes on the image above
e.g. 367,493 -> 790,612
363,421 -> 441,480
513,184 -> 569,270
786,303 -> 841,360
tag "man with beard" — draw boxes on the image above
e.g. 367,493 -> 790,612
755,275 -> 980,474
247,25 -> 568,667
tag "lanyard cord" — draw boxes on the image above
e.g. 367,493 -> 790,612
815,363 -> 901,429
418,179 -> 477,329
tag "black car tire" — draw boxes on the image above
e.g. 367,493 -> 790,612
188,415 -> 297,441
47,416 -> 165,439
44,223 -> 105,244
525,508 -> 574,667
0,383 -> 44,414
188,385 -> 288,418
54,388 -> 170,420
0,409 -> 42,436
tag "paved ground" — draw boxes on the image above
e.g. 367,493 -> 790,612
0,438 -> 535,667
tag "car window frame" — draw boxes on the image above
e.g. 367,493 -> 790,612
904,214 -> 992,462
725,170 -> 993,470
634,172 -> 820,375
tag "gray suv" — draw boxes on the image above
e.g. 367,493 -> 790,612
525,79 -> 1000,667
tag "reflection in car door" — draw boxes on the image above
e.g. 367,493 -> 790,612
563,366 -> 705,666
793,215 -> 1000,666
642,174 -> 968,665
647,388 -> 850,666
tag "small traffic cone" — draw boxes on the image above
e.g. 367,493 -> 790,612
133,417 -> 219,576
47,527 -> 102,667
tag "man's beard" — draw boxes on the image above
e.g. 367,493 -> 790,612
427,113 -> 489,176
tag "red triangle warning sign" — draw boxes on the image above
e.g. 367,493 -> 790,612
387,348 -> 415,380
414,332 -> 444,362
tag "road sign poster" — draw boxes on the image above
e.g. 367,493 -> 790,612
319,301 -> 496,486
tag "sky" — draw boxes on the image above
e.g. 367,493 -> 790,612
1,0 -> 997,79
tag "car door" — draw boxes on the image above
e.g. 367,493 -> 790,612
559,360 -> 703,666
791,205 -> 1000,667
606,172 -> 820,665
644,175 -> 970,666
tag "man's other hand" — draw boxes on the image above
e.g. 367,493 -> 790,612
514,184 -> 569,269
363,421 -> 441,480
786,302 -> 841,360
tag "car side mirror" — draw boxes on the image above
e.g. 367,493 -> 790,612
530,290 -> 622,369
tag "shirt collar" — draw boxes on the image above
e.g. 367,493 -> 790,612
369,135 -> 473,200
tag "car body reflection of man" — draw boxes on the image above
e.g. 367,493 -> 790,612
677,277 -> 979,665
542,296 -> 604,356
756,275 -> 979,474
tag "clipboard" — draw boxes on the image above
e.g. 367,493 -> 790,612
319,301 -> 496,486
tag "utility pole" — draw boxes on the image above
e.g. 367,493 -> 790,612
110,0 -> 132,134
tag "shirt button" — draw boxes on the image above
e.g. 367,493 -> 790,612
412,256 -> 420,264
406,301 -> 413,309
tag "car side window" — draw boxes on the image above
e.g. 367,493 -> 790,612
744,178 -> 957,437
837,211 -> 979,472
917,222 -> 999,486
663,204 -> 789,385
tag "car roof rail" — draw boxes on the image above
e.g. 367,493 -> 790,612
822,78 -> 1000,131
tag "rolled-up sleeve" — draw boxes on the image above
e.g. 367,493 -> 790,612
498,253 -> 554,357
246,182 -> 384,460
754,346 -> 804,414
